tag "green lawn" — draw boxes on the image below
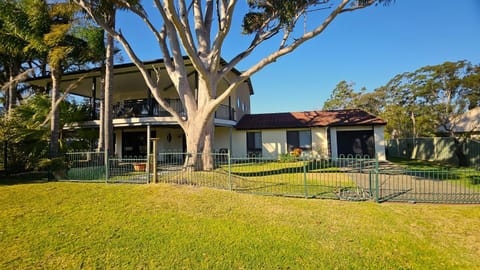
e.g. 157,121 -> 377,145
0,181 -> 479,269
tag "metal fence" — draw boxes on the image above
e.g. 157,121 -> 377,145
376,168 -> 480,203
65,152 -> 106,182
107,157 -> 150,184
62,151 -> 480,204
0,141 -> 4,173
65,152 -> 150,183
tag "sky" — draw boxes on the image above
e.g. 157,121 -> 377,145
115,0 -> 480,114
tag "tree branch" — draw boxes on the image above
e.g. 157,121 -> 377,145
73,0 -> 188,128
216,0 -> 354,106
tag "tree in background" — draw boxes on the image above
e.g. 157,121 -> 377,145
74,0 -> 393,170
41,1 -> 92,158
0,94 -> 92,172
0,0 -> 50,116
323,80 -> 361,110
323,60 -> 480,140
0,0 -> 109,173
382,60 -> 478,138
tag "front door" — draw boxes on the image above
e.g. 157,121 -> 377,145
122,130 -> 156,157
122,132 -> 147,157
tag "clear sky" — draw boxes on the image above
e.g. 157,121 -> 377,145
116,0 -> 480,114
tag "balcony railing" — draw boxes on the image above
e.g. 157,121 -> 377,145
109,98 -> 235,121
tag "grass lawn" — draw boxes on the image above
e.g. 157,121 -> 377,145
0,181 -> 479,269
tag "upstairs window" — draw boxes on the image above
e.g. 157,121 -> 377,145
287,130 -> 312,151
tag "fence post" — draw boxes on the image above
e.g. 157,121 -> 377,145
368,171 -> 373,197
375,153 -> 379,203
228,150 -> 232,191
105,153 -> 109,183
303,154 -> 308,198
151,138 -> 159,184
146,126 -> 151,184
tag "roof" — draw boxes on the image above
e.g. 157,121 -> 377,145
235,109 -> 387,130
438,107 -> 480,133
26,56 -> 254,95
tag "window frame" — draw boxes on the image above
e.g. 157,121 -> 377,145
246,131 -> 262,156
286,129 -> 312,151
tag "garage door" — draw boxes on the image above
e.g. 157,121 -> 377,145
336,130 -> 375,158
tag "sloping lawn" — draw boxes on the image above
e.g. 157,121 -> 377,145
0,181 -> 479,269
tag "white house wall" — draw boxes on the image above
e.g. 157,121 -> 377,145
234,83 -> 251,120
311,127 -> 328,157
153,127 -> 184,152
230,128 -> 330,158
213,127 -> 231,152
232,130 -> 247,157
374,126 -> 386,160
262,130 -> 287,158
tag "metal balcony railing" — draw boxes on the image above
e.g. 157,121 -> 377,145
108,98 -> 235,121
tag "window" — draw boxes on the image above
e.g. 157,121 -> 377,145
246,131 -> 262,156
287,130 -> 312,151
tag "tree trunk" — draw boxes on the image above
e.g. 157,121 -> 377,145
50,66 -> 61,157
6,65 -> 18,118
184,119 -> 207,171
453,138 -> 468,166
97,70 -> 105,152
202,116 -> 215,170
410,111 -> 416,138
186,75 -> 216,171
104,29 -> 115,157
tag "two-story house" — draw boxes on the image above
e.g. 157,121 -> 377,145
28,58 -> 387,160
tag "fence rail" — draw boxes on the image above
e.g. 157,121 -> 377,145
62,152 -> 480,204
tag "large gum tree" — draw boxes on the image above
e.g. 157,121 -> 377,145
73,0 -> 391,170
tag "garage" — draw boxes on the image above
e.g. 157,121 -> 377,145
336,130 -> 375,158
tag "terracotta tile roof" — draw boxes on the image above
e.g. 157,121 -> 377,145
235,109 -> 386,130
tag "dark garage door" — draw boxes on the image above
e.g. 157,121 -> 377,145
336,130 -> 375,158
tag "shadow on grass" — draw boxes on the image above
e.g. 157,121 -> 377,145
0,171 -> 49,185
231,161 -> 335,177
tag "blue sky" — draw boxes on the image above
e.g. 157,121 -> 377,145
116,0 -> 480,113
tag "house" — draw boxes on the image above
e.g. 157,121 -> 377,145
27,58 -> 387,160
234,110 -> 386,159
437,107 -> 480,139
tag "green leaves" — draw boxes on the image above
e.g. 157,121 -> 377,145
323,60 -> 480,139
242,0 -> 321,34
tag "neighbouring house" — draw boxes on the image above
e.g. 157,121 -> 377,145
437,107 -> 480,139
27,58 -> 387,160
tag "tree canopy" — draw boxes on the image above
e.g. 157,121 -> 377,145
322,60 -> 480,139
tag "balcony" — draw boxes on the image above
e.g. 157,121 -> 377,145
108,98 -> 235,121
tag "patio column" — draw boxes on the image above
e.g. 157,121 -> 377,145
147,125 -> 151,183
91,77 -> 96,120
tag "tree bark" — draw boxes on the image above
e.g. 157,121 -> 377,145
202,116 -> 215,170
50,66 -> 61,157
410,111 -> 416,138
97,70 -> 105,152
6,64 -> 19,118
184,118 -> 207,171
104,25 -> 115,157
